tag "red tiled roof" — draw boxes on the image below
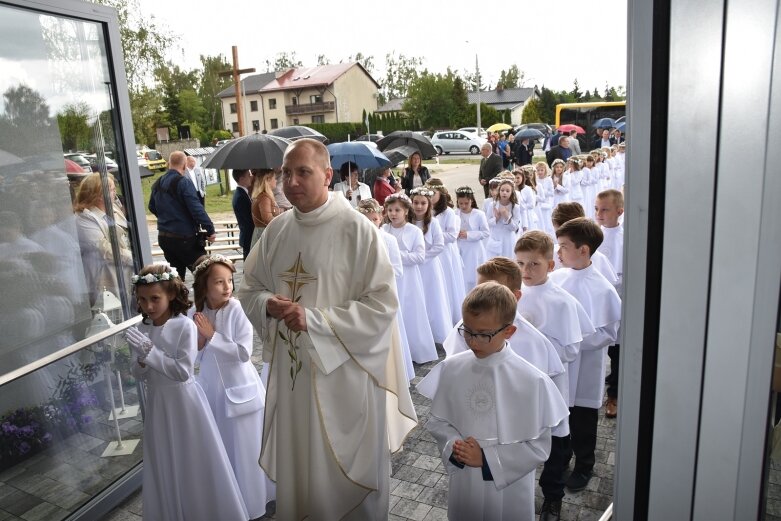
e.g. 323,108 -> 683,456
259,62 -> 379,92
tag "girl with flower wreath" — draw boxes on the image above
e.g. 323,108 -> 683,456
453,186 -> 489,290
187,254 -> 275,519
125,263 -> 248,521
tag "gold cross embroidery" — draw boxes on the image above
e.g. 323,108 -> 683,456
277,253 -> 317,390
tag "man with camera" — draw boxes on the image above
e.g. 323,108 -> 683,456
149,150 -> 216,277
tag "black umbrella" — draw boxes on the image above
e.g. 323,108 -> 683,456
201,133 -> 291,170
381,144 -> 419,166
513,128 -> 545,140
375,131 -> 438,160
269,125 -> 329,143
515,122 -> 552,134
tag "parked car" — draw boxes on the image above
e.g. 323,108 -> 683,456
83,153 -> 119,171
355,134 -> 383,143
63,153 -> 92,173
141,149 -> 167,171
430,131 -> 486,155
457,127 -> 487,138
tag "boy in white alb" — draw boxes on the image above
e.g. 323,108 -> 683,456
551,202 -> 618,285
515,231 -> 596,520
595,190 -> 624,418
550,217 -> 621,493
418,282 -> 568,521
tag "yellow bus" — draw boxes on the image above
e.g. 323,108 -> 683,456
555,101 -> 627,130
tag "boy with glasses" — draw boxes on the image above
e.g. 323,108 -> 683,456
417,282 -> 567,521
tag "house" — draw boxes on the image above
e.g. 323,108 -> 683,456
218,63 -> 381,135
467,86 -> 540,125
374,87 -> 540,125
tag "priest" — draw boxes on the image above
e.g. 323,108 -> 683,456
238,138 -> 417,520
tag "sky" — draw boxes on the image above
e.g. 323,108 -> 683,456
139,0 -> 628,94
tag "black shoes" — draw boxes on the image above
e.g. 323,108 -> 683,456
540,498 -> 562,521
565,471 -> 592,492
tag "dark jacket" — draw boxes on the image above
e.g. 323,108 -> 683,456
149,169 -> 214,237
401,166 -> 431,192
232,187 -> 253,257
591,136 -> 617,150
513,141 -> 534,166
478,153 -> 504,182
546,145 -> 572,167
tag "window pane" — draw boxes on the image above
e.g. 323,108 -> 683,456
0,329 -> 144,516
0,6 -> 141,376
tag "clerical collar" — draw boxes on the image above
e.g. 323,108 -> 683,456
293,191 -> 346,226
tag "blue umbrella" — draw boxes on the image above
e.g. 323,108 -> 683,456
615,121 -> 627,133
592,117 -> 616,129
327,142 -> 391,170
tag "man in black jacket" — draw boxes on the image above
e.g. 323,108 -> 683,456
591,128 -> 616,150
232,169 -> 254,259
478,143 -> 503,197
546,135 -> 573,167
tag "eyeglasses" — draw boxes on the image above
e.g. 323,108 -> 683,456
457,324 -> 511,345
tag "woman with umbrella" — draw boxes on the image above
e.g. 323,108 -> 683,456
400,152 -> 430,194
373,166 -> 401,205
333,161 -> 372,208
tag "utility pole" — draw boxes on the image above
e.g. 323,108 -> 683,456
476,54 -> 481,132
219,46 -> 256,137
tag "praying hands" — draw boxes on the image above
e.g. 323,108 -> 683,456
453,437 -> 482,468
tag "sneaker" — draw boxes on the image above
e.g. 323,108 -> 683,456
566,471 -> 591,492
540,498 -> 562,521
605,396 -> 618,418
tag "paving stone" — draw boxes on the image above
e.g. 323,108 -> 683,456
422,506 -> 448,520
411,455 -> 441,471
390,498 -> 432,521
392,481 -> 425,500
0,489 -> 41,517
575,506 -> 604,521
416,471 -> 441,488
415,486 -> 448,509
19,502 -> 68,521
393,464 -> 425,482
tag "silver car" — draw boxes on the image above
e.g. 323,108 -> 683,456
430,131 -> 487,155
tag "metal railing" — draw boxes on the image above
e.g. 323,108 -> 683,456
285,101 -> 335,115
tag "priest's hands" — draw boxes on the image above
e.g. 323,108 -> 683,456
453,437 -> 482,468
267,295 -> 308,332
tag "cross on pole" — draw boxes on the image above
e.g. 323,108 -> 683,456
219,46 -> 256,137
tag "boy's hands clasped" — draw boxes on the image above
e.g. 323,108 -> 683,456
453,437 -> 482,468
267,295 -> 307,332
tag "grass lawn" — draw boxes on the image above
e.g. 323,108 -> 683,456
140,171 -> 236,216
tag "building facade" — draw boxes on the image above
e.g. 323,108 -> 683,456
219,63 -> 380,135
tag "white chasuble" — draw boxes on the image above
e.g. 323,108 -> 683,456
417,348 -> 568,521
238,193 -> 417,521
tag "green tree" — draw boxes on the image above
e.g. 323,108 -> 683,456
317,54 -> 330,65
3,84 -> 50,126
521,98 -> 542,124
264,52 -> 302,72
57,102 -> 92,151
178,89 -> 206,125
497,64 -> 524,89
583,89 -> 593,102
348,52 -> 374,73
570,79 -> 583,101
161,81 -> 182,128
403,72 -> 456,129
198,54 -> 232,131
451,76 -> 470,127
380,52 -> 424,104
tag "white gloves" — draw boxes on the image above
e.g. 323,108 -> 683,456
125,327 -> 153,360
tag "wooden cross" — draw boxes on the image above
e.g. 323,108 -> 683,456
219,46 -> 256,137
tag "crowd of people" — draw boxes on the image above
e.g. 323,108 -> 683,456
118,130 -> 627,520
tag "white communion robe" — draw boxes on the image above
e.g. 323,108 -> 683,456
187,300 -> 274,519
550,265 -> 622,408
598,224 -> 624,294
415,218 -> 455,343
382,222 -> 439,363
455,208 -> 489,290
131,315 -> 248,521
238,193 -> 417,521
554,245 -> 618,285
417,347 -> 568,521
487,201 -> 522,258
443,313 -> 569,436
380,227 -> 416,381
435,208 -> 467,324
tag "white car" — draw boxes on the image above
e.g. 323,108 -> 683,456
430,131 -> 487,155
457,127 -> 487,138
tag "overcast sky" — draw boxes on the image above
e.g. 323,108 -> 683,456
140,0 -> 627,93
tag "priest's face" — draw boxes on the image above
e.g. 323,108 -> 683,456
282,142 -> 333,213
461,310 -> 515,359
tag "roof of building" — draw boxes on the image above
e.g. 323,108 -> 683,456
467,87 -> 538,106
376,98 -> 406,112
217,71 -> 278,98
259,62 -> 380,92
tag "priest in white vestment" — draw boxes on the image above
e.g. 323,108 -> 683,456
238,139 -> 417,521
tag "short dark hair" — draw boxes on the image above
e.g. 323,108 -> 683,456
551,201 -> 585,227
555,217 -> 604,256
134,264 -> 191,322
339,161 -> 359,181
232,169 -> 250,183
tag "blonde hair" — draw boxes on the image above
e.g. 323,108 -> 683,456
535,161 -> 550,178
74,172 -> 113,212
251,169 -> 276,201
514,230 -> 554,259
476,257 -> 523,292
169,150 -> 186,169
462,281 -> 517,325
597,189 -> 624,209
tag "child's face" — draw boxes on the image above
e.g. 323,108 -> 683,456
498,184 -> 513,202
456,197 -> 472,213
489,185 -> 498,198
594,198 -> 624,228
385,202 -> 407,227
514,172 -> 523,186
431,191 -> 442,206
205,263 -> 233,308
557,235 -> 588,268
136,283 -> 173,326
515,250 -> 554,286
365,211 -> 383,228
411,195 -> 429,219
553,164 -> 564,176
536,164 -> 547,178
461,310 -> 516,359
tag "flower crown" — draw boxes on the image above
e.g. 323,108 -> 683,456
357,203 -> 382,214
409,187 -> 434,197
384,192 -> 411,205
551,159 -> 566,167
193,254 -> 234,278
131,263 -> 179,285
455,186 -> 474,195
426,183 -> 445,191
